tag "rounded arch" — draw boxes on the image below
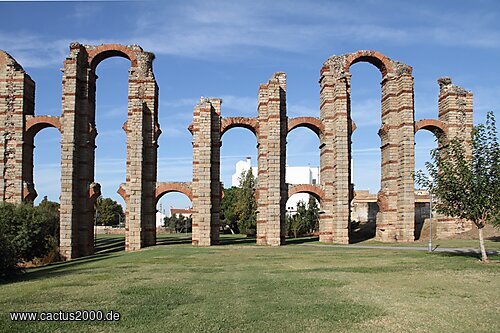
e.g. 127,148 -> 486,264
288,184 -> 324,203
23,123 -> 62,203
155,182 -> 193,204
344,50 -> 394,77
288,117 -> 324,137
221,117 -> 258,137
415,119 -> 447,138
25,116 -> 61,138
87,44 -> 140,70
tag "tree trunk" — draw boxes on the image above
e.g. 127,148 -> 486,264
478,226 -> 489,263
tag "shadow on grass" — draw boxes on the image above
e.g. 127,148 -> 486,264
218,235 -> 257,246
487,236 -> 500,242
156,233 -> 258,246
156,234 -> 192,246
1,236 -> 126,285
2,252 -> 122,285
286,236 -> 319,245
435,251 -> 482,259
94,236 -> 125,254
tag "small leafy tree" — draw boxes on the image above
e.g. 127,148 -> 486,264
286,197 -> 320,237
164,214 -> 192,233
234,169 -> 257,235
96,197 -> 125,226
416,111 -> 499,262
306,196 -> 320,233
220,187 -> 241,234
292,201 -> 308,237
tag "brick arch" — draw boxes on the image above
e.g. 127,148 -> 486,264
87,44 -> 140,70
288,117 -> 324,137
155,182 -> 193,204
221,117 -> 258,137
415,119 -> 447,138
117,183 -> 128,202
288,184 -> 324,202
25,116 -> 61,138
344,50 -> 394,77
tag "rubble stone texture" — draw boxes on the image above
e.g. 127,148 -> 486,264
0,45 -> 473,259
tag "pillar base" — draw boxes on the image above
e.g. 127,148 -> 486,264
437,217 -> 473,239
319,232 -> 349,244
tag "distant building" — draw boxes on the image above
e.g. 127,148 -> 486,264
170,208 -> 192,218
231,157 -> 320,214
231,157 -> 431,222
155,205 -> 192,228
156,211 -> 166,228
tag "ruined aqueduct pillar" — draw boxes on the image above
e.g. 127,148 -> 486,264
436,77 -> 474,237
60,43 -> 159,258
320,51 -> 416,243
256,73 -> 288,246
0,44 -> 478,257
0,51 -> 36,203
191,98 -> 221,246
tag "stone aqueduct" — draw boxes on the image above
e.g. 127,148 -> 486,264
0,43 -> 473,259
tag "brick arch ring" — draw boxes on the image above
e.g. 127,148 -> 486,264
414,119 -> 447,138
86,44 -> 141,70
155,182 -> 193,204
220,117 -> 259,137
24,116 -> 62,138
288,117 -> 324,137
344,50 -> 395,77
288,184 -> 324,203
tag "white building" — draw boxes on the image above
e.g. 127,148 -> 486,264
156,211 -> 166,227
231,157 -> 320,213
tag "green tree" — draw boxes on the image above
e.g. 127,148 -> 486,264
220,187 -> 241,233
95,197 -> 125,226
416,111 -> 499,262
234,169 -> 257,235
290,201 -> 308,237
286,197 -> 320,238
306,196 -> 320,233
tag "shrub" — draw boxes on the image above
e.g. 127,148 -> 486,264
0,201 -> 60,280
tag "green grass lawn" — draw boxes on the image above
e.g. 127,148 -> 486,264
1,234 -> 499,333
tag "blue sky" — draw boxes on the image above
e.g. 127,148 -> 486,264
1,0 -> 498,212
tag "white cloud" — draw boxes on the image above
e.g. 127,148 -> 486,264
1,1 -> 498,70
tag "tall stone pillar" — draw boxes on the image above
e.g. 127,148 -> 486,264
60,43 -> 94,258
0,51 -> 35,203
436,77 -> 473,237
124,51 -> 159,250
377,63 -> 415,242
256,73 -> 287,246
321,52 -> 415,243
61,43 -> 159,258
192,97 -> 221,246
318,61 -> 350,244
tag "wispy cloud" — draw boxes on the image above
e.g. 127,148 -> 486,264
0,32 -> 69,68
2,1 -> 498,70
